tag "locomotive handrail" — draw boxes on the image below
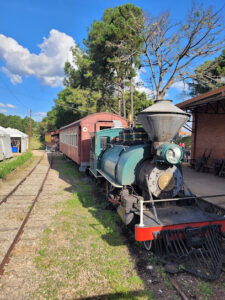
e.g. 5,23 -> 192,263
139,193 -> 225,227
142,193 -> 225,203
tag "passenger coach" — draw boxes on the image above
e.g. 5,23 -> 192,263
45,130 -> 59,151
59,112 -> 128,171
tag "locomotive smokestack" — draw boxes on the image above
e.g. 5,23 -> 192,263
137,100 -> 189,147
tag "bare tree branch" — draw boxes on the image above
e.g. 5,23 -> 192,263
143,3 -> 225,99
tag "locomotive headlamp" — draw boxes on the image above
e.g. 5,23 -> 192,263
157,144 -> 183,165
166,147 -> 182,164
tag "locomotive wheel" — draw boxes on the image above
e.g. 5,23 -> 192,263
144,240 -> 152,251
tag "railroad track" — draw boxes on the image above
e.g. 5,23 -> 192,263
0,152 -> 52,276
0,153 -> 45,206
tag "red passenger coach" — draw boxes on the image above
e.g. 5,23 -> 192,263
59,112 -> 128,171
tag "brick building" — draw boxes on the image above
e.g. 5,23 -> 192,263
177,86 -> 225,162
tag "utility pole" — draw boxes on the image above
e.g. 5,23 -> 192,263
29,109 -> 32,149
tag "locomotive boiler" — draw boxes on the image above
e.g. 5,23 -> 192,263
89,99 -> 225,280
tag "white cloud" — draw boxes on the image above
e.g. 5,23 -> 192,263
6,104 -> 16,108
172,81 -> 189,92
164,91 -> 171,99
33,112 -> 47,117
134,69 -> 154,99
0,109 -> 7,113
0,29 -> 76,87
0,102 -> 16,108
1,67 -> 22,84
33,112 -> 47,121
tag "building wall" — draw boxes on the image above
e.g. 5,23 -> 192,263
193,113 -> 225,160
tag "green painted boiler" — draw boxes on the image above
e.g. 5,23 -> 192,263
99,143 -> 151,187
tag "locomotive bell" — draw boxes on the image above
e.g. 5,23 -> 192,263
137,100 -> 190,148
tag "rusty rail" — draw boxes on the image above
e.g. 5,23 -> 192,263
0,153 -> 52,276
0,153 -> 45,206
170,277 -> 189,300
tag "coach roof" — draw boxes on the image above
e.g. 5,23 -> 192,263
59,112 -> 127,131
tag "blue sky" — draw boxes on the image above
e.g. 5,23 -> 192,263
0,0 -> 223,121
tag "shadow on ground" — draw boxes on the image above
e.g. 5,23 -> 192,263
47,153 -> 176,299
73,289 -> 152,299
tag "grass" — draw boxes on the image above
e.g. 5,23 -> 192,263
30,135 -> 45,150
0,151 -> 32,179
33,157 -> 154,300
198,281 -> 213,300
156,265 -> 173,289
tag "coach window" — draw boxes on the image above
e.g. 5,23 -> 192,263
74,132 -> 77,147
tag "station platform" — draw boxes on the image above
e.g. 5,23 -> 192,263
182,166 -> 225,210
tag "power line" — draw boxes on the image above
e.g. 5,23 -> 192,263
57,102 -> 95,113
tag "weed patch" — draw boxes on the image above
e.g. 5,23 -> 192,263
198,281 -> 213,300
0,151 -> 32,179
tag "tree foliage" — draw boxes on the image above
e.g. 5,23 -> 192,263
84,3 -> 145,115
0,113 -> 37,134
39,87 -> 101,132
64,48 -> 94,89
125,90 -> 153,117
189,49 -> 225,95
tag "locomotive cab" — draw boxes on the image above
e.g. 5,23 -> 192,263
89,128 -> 122,178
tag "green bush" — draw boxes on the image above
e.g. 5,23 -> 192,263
0,151 -> 32,179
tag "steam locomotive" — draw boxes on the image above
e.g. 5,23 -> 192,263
88,100 -> 225,280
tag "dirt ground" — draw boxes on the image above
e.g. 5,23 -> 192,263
0,153 -> 224,300
0,152 -> 72,299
